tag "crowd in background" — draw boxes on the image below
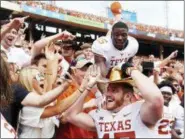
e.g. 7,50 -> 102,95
0,4 -> 184,139
13,1 -> 184,38
13,0 -> 184,38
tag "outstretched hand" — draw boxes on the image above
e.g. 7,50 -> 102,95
86,64 -> 101,88
168,50 -> 178,59
58,30 -> 76,41
79,64 -> 101,91
10,16 -> 29,30
45,41 -> 58,60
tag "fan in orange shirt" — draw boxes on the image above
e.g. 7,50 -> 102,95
55,58 -> 97,139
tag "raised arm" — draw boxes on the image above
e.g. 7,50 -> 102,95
40,89 -> 81,118
157,50 -> 178,68
122,62 -> 164,126
1,16 -> 28,40
21,80 -> 70,107
44,41 -> 59,92
94,54 -> 108,78
63,65 -> 101,131
31,31 -> 75,58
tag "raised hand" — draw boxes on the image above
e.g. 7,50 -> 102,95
10,16 -> 29,30
86,65 -> 101,88
168,50 -> 178,59
58,30 -> 76,41
45,41 -> 58,60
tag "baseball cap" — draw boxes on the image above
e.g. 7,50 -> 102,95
80,43 -> 92,50
74,58 -> 93,69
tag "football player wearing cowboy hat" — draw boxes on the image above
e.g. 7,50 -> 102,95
62,63 -> 164,138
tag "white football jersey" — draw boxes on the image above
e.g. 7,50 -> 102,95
89,101 -> 158,138
154,105 -> 176,138
92,35 -> 139,69
174,105 -> 184,138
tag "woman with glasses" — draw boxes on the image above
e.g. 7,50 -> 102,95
17,67 -> 71,138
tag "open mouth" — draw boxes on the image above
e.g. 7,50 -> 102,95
7,36 -> 14,42
57,81 -> 62,85
58,59 -> 62,64
106,97 -> 114,103
40,84 -> 44,89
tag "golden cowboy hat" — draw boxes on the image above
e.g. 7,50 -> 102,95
98,69 -> 135,86
97,69 -> 136,94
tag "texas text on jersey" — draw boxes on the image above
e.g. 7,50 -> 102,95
89,101 -> 161,138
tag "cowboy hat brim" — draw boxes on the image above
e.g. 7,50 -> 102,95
97,77 -> 135,87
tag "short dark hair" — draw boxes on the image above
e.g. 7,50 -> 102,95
112,82 -> 134,93
158,80 -> 176,94
112,21 -> 129,31
164,76 -> 178,83
31,54 -> 46,66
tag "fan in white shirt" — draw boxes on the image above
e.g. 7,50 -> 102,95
17,67 -> 70,138
1,16 -> 32,68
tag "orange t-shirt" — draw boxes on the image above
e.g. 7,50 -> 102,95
56,82 -> 97,139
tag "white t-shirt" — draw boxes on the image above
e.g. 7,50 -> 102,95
1,113 -> 17,138
18,106 -> 59,138
170,94 -> 181,106
89,101 -> 159,138
92,35 -> 139,69
1,45 -> 31,68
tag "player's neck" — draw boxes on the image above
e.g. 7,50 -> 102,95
112,101 -> 131,113
115,40 -> 129,51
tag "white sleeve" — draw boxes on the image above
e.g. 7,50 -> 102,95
19,106 -> 45,128
174,105 -> 184,129
88,109 -> 98,122
14,48 -> 31,68
92,39 -> 106,58
20,50 -> 31,67
131,101 -> 144,115
130,37 -> 139,57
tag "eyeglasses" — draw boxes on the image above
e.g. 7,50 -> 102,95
54,50 -> 62,55
62,46 -> 73,50
57,81 -> 62,85
34,73 -> 45,81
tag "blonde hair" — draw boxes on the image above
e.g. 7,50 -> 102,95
18,66 -> 39,92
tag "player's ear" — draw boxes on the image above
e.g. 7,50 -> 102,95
124,92 -> 132,102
